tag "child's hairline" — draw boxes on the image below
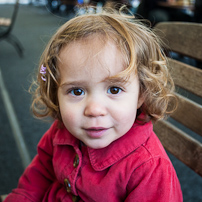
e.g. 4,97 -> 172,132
58,32 -> 137,78
50,23 -> 140,89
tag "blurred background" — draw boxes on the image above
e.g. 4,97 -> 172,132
0,0 -> 202,201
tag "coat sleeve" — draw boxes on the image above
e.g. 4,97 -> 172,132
124,157 -> 183,202
4,122 -> 58,202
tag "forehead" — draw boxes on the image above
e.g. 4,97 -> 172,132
58,36 -> 127,79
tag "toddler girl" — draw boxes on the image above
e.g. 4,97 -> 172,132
5,7 -> 182,202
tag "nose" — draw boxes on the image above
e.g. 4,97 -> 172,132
84,98 -> 107,117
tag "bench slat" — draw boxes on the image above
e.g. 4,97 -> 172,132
171,93 -> 202,136
168,58 -> 202,98
154,120 -> 202,177
155,22 -> 202,60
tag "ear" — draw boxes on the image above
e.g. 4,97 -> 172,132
137,95 -> 145,109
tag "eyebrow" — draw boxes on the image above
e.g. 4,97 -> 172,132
103,76 -> 129,85
59,77 -> 129,88
59,81 -> 88,88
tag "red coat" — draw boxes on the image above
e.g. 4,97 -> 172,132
5,121 -> 182,202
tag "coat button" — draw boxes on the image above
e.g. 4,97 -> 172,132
72,195 -> 80,202
73,154 -> 79,168
64,178 -> 71,193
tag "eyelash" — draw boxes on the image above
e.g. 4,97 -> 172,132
67,86 -> 123,96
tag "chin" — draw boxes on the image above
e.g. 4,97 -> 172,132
86,141 -> 112,150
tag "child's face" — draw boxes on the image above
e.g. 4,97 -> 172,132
57,36 -> 144,149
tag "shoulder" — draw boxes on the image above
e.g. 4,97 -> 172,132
127,129 -> 171,171
117,126 -> 174,184
125,156 -> 182,201
125,132 -> 181,192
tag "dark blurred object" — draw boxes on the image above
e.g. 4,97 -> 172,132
136,0 -> 193,26
136,0 -> 169,25
89,0 -> 107,6
47,0 -> 77,13
105,0 -> 130,5
0,0 -> 23,57
194,0 -> 202,23
47,0 -> 133,14
104,0 -> 132,10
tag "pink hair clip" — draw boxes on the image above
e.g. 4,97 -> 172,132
40,64 -> 47,81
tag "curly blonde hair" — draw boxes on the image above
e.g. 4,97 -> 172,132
30,7 -> 176,123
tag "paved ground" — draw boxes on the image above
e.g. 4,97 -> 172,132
0,4 -> 202,201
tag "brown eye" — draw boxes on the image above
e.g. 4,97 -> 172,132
69,88 -> 84,96
108,87 -> 122,94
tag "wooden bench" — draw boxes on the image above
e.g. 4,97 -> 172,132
153,22 -> 202,177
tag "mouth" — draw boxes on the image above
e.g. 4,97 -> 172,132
84,127 -> 109,138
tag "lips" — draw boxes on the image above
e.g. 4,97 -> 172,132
84,127 -> 109,138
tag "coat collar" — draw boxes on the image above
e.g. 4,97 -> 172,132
53,120 -> 153,171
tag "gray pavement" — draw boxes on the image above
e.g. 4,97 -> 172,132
0,4 -> 202,201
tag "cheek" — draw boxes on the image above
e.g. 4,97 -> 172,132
112,107 -> 137,138
113,103 -> 137,125
59,104 -> 78,129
